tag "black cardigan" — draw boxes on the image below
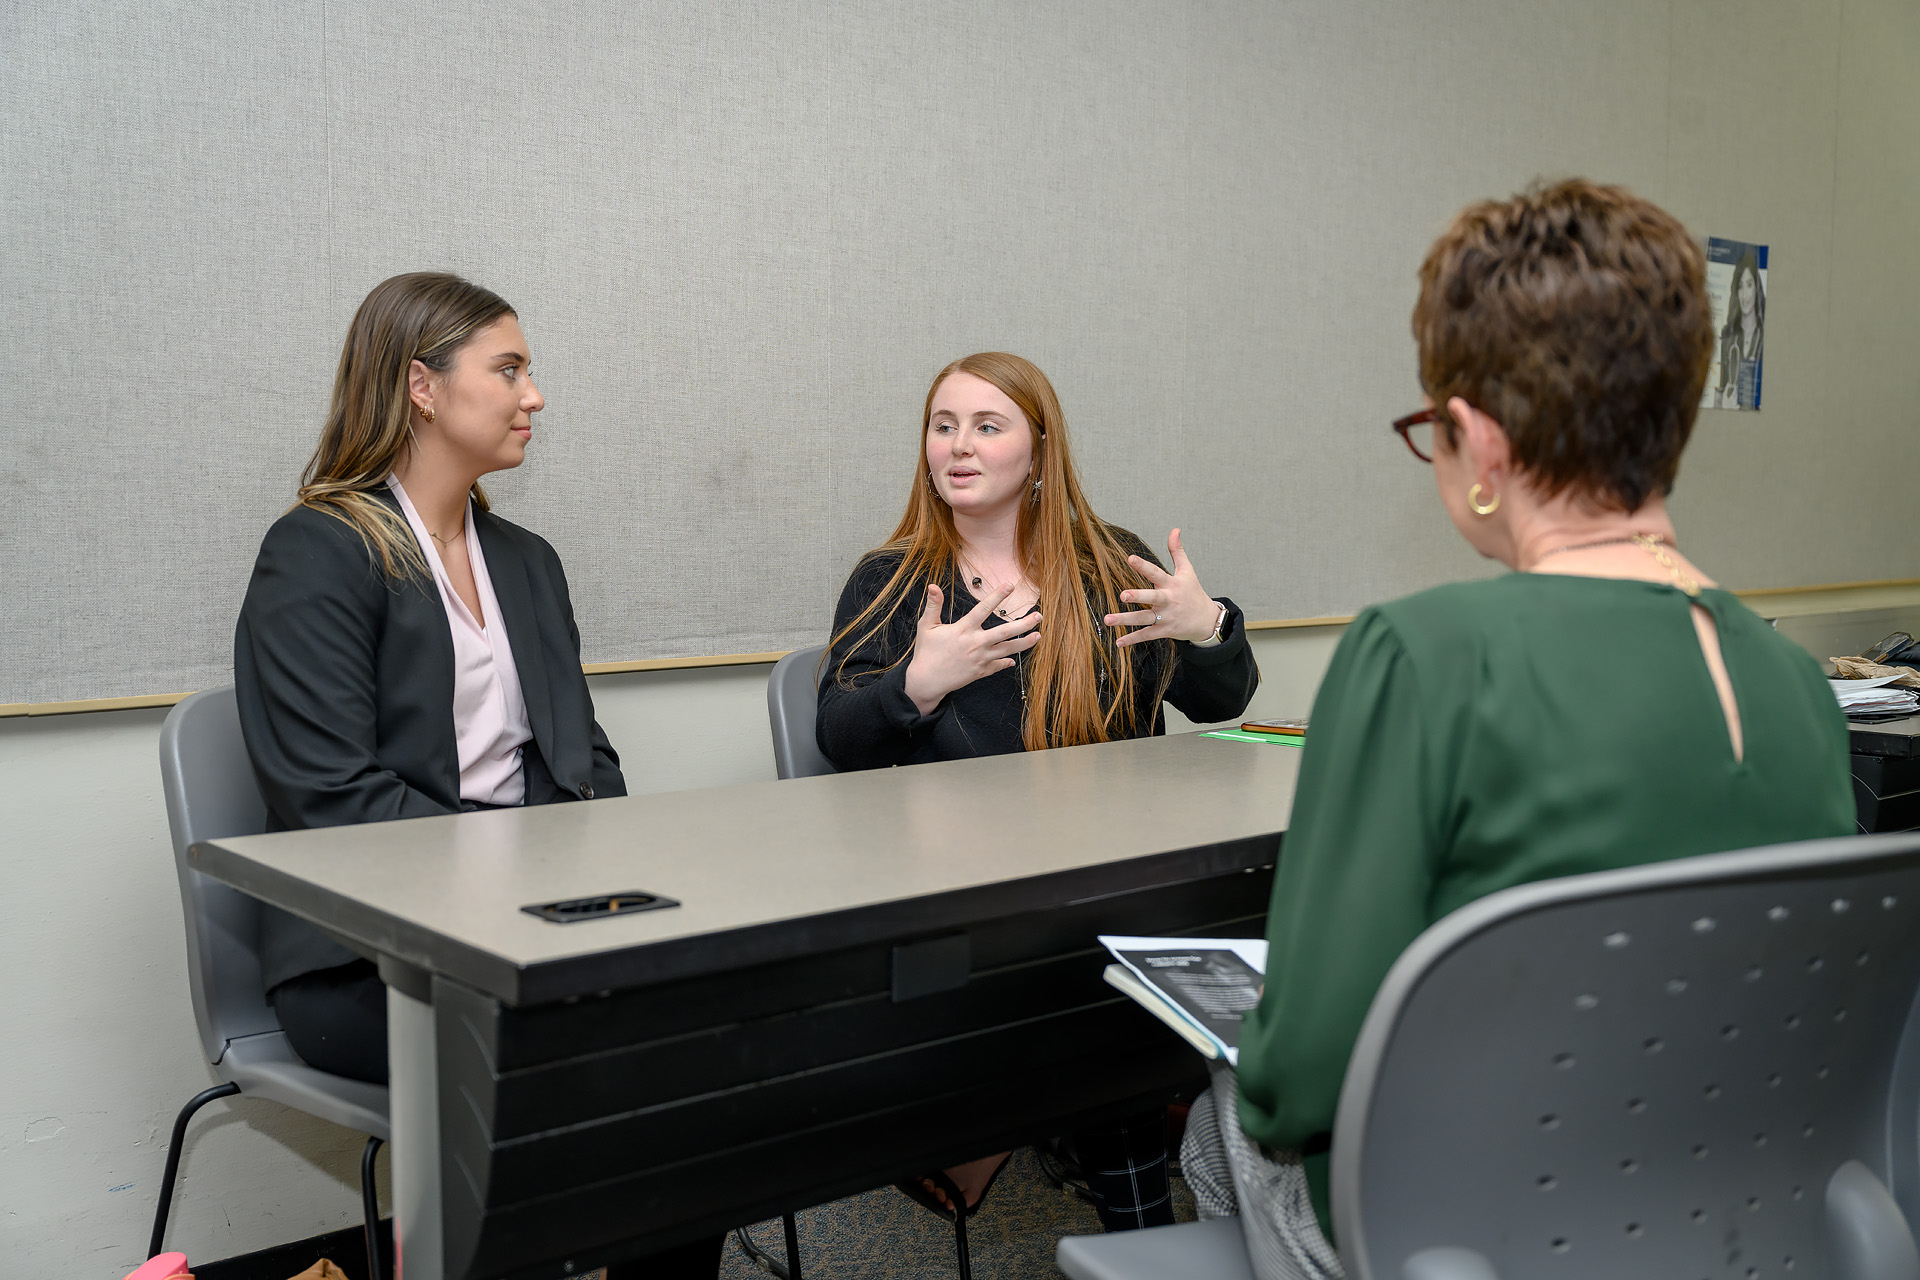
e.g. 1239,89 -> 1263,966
234,493 -> 625,990
816,531 -> 1260,771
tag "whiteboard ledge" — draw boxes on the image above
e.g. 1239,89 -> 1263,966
583,651 -> 792,674
0,693 -> 195,718
8,578 -> 1917,718
1246,616 -> 1353,630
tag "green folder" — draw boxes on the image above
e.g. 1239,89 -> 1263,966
1202,729 -> 1304,746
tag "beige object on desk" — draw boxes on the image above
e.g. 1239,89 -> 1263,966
1832,656 -> 1920,687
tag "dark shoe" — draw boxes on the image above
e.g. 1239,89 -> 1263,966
1036,1138 -> 1099,1206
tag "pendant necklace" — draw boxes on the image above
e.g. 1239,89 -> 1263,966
961,557 -> 1032,618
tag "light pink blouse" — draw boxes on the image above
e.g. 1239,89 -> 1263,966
388,477 -> 533,806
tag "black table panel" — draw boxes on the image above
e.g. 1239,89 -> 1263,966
435,862 -> 1274,1278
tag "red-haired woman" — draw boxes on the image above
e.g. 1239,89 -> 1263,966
817,353 -> 1260,1244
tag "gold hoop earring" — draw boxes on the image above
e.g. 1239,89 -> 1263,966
1468,483 -> 1500,516
421,406 -> 435,424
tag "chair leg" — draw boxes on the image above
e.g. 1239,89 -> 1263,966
148,1082 -> 242,1258
781,1211 -> 802,1280
952,1210 -> 972,1280
361,1136 -> 385,1280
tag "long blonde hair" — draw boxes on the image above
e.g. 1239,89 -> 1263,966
296,272 -> 515,578
829,352 -> 1169,750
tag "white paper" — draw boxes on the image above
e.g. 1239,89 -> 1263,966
1830,674 -> 1920,709
1099,936 -> 1269,973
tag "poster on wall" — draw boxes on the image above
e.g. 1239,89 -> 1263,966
1701,236 -> 1767,411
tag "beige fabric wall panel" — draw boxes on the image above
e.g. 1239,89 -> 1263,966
1661,0 -> 1844,586
4,3 -> 337,705
1182,0 -> 1675,615
1821,0 -> 1920,584
5,0 -> 1917,704
820,0 -> 1198,604
315,1 -> 841,663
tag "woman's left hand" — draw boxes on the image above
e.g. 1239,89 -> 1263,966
1104,528 -> 1224,647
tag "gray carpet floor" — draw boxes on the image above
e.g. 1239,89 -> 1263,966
720,1149 -> 1198,1280
593,1147 -> 1197,1280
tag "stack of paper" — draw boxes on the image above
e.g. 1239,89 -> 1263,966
1830,674 -> 1920,716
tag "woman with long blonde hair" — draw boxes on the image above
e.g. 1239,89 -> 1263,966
816,352 -> 1259,1253
235,274 -> 716,1277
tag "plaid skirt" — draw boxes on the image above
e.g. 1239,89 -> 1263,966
1178,1061 -> 1345,1280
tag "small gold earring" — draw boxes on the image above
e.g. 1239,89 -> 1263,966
1468,483 -> 1500,516
422,406 -> 435,423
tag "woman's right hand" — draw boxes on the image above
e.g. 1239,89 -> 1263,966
903,583 -> 1042,716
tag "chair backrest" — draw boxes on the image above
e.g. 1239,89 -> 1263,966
1333,831 -> 1920,1280
767,644 -> 837,780
158,685 -> 279,1064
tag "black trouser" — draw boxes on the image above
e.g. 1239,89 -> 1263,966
270,959 -> 390,1083
270,961 -> 724,1278
1068,1109 -> 1177,1231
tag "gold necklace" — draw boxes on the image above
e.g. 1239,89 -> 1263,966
1631,533 -> 1700,597
1532,532 -> 1699,597
1533,534 -> 1643,562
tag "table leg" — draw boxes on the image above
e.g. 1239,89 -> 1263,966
389,985 -> 443,1280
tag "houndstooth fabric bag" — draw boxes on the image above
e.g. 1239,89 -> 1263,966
1179,1061 -> 1345,1280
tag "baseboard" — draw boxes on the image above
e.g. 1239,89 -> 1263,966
190,1218 -> 392,1280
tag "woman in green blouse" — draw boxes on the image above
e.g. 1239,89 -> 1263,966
1179,179 -> 1854,1280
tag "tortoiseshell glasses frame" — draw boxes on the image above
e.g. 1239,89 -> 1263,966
1392,408 -> 1438,463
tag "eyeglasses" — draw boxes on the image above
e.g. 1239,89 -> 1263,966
1392,409 -> 1437,463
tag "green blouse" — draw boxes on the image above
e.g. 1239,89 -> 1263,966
1234,574 -> 1855,1234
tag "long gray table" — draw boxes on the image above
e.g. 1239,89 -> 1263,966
193,731 -> 1301,1280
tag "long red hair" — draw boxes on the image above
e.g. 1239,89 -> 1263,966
828,353 -> 1167,750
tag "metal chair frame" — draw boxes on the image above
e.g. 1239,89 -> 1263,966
153,686 -> 390,1279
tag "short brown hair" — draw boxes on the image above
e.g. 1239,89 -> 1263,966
1413,179 -> 1713,512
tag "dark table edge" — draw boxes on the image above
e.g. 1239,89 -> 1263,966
192,833 -> 1281,1008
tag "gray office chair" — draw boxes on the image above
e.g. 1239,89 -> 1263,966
767,644 -> 836,780
153,685 -> 390,1279
1059,831 -> 1920,1280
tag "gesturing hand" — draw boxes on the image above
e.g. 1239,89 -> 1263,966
1103,528 -> 1223,647
903,582 -> 1043,716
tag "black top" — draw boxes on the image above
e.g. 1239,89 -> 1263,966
234,491 -> 625,990
816,529 -> 1260,770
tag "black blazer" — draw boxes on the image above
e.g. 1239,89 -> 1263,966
234,491 -> 625,990
816,530 -> 1260,771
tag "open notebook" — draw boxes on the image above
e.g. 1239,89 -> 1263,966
1099,935 -> 1268,1066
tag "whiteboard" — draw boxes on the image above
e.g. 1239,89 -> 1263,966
5,0 -> 1916,704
